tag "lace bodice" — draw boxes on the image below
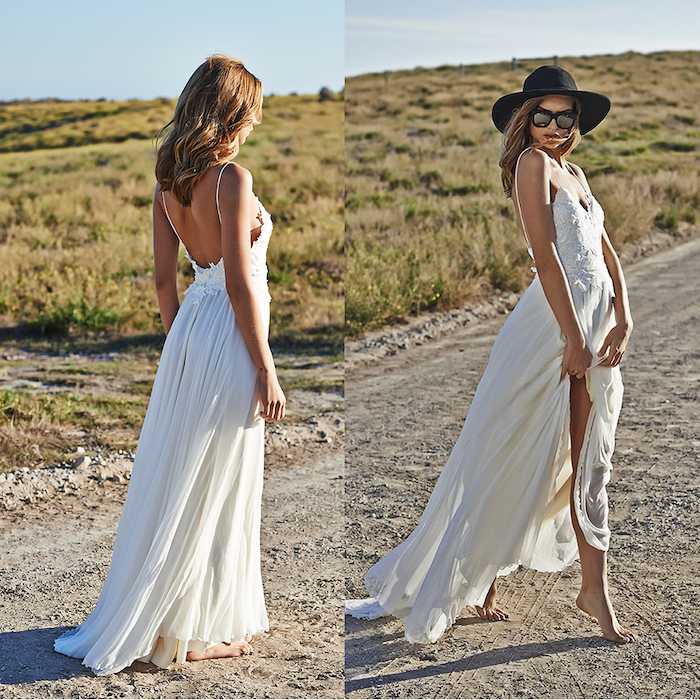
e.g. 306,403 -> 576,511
513,147 -> 613,296
551,187 -> 611,294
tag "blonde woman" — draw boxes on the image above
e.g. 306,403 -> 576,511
55,55 -> 285,674
347,66 -> 634,645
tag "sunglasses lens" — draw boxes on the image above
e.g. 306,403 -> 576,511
556,113 -> 575,129
532,110 -> 577,130
532,111 -> 551,127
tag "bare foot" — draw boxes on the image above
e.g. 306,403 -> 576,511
475,578 -> 509,622
186,636 -> 253,661
576,589 -> 635,643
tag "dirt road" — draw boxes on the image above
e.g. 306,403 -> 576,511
346,237 -> 700,699
0,440 -> 344,699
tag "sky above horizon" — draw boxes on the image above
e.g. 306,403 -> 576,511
346,0 -> 700,76
3,1 -> 699,101
1,0 -> 344,101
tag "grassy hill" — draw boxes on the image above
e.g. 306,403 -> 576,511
0,93 -> 343,352
346,50 -> 700,335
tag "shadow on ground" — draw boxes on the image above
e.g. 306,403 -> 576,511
345,633 -> 611,693
0,627 -> 166,684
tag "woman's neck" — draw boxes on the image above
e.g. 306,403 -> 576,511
534,143 -> 565,166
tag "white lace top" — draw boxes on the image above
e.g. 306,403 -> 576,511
513,147 -> 613,296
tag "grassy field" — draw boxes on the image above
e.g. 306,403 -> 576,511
0,93 -> 344,350
0,348 -> 342,473
346,50 -> 700,335
0,93 -> 343,472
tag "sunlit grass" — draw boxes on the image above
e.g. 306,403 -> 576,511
0,93 -> 344,350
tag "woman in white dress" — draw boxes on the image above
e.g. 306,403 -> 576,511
347,66 -> 635,644
55,55 -> 286,674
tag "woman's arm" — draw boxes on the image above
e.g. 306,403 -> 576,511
597,228 -> 633,366
218,164 -> 285,422
152,184 -> 181,335
568,163 -> 633,367
514,149 -> 591,379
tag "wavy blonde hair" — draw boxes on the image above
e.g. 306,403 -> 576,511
155,55 -> 263,206
498,95 -> 582,198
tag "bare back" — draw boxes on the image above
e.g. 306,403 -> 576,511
158,163 -> 263,268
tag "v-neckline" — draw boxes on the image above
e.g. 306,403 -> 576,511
553,187 -> 592,214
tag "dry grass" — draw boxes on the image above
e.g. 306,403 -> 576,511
0,98 -> 175,152
0,93 -> 344,351
0,388 -> 150,472
346,50 -> 700,335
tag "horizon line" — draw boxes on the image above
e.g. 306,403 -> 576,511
0,87 -> 346,105
345,46 -> 699,80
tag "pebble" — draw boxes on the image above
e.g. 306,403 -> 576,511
1,453 -> 133,511
71,456 -> 91,469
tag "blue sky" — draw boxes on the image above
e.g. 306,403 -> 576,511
1,0 -> 344,101
347,0 -> 700,76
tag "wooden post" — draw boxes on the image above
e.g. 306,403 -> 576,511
511,57 -> 517,71
384,71 -> 389,87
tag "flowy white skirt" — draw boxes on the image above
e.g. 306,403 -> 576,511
55,278 -> 271,675
347,275 -> 622,643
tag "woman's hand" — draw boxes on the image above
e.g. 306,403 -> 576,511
561,337 -> 593,380
597,321 -> 632,367
257,369 -> 286,422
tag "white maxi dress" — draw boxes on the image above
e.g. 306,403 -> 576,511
346,151 -> 623,643
55,164 -> 274,674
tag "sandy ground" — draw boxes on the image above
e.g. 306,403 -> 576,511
345,237 -> 700,699
0,373 -> 344,697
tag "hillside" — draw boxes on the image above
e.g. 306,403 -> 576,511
0,93 -> 344,351
345,50 -> 700,335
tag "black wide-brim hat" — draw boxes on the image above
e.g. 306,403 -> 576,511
491,65 -> 611,135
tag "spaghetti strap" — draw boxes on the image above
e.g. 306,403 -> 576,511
513,147 -> 535,260
161,191 -> 194,264
161,192 -> 182,244
216,162 -> 231,223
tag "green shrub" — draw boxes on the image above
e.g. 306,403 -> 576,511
28,299 -> 123,334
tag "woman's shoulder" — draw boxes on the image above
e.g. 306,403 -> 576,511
566,160 -> 587,179
564,159 -> 591,190
194,161 -> 254,197
218,161 -> 253,185
516,147 -> 550,180
195,161 -> 253,186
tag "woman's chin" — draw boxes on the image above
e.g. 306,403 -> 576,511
536,138 -> 565,149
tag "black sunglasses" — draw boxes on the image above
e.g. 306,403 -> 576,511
530,108 -> 578,130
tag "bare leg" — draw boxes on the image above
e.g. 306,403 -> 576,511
569,376 -> 634,643
186,635 -> 253,661
475,578 -> 509,621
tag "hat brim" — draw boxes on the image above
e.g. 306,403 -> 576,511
492,88 -> 611,135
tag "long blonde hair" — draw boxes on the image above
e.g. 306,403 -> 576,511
498,96 -> 582,197
155,55 -> 263,206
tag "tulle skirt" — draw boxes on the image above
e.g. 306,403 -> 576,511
347,276 -> 622,643
55,282 -> 270,674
